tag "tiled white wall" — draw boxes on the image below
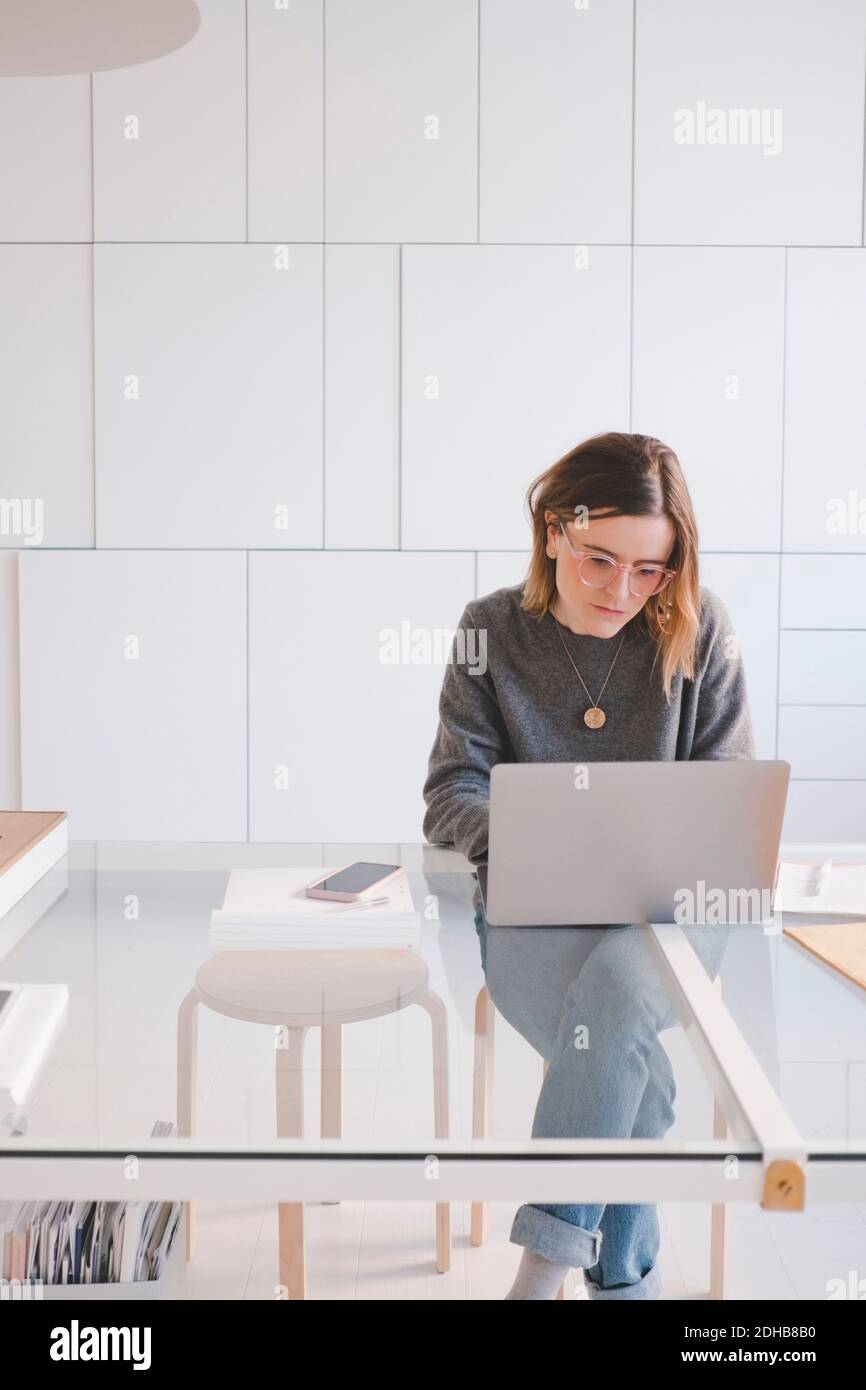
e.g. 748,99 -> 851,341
17,552 -> 247,840
633,0 -> 866,245
92,0 -> 246,241
401,244 -> 631,549
1,246 -> 94,546
479,0 -> 633,243
2,0 -> 865,842
631,247 -> 785,553
249,552 -> 474,842
93,243 -> 324,548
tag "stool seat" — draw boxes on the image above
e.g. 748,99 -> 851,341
194,948 -> 431,1027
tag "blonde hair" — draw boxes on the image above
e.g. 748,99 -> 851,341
522,431 -> 701,701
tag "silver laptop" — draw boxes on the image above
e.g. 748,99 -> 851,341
482,761 -> 790,927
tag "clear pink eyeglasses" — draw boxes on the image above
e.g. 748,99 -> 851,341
556,519 -> 677,598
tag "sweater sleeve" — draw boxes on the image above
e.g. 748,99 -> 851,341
689,590 -> 755,761
421,601 -> 511,866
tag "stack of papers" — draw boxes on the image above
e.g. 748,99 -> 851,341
774,860 -> 866,915
210,866 -> 422,950
0,1125 -> 181,1286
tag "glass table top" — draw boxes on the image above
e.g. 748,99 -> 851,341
0,841 -> 864,1162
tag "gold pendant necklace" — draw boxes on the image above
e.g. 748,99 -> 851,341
552,613 -> 627,729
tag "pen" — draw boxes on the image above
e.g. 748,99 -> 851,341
811,859 -> 832,897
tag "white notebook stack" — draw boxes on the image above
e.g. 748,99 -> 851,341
774,859 -> 866,915
209,866 -> 422,950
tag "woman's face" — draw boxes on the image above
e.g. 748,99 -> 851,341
545,509 -> 677,638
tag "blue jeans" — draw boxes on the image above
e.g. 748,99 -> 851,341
474,904 -> 729,1300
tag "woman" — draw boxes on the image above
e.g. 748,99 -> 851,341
421,431 -> 754,1300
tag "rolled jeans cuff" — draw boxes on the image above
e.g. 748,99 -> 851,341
584,1261 -> 663,1301
509,1204 -> 602,1269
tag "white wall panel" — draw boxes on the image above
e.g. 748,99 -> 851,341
780,632 -> 866,705
779,707 -> 866,780
249,552 -> 474,842
401,245 -> 630,549
324,245 -> 400,548
699,554 -> 779,760
0,246 -> 93,547
476,552 -> 531,598
0,77 -> 91,241
634,0 -> 866,245
94,244 -> 323,548
92,0 -> 245,241
784,251 -> 866,553
325,0 -> 477,243
633,248 -> 784,551
3,3 -> 865,850
479,0 -> 632,243
19,551 -> 246,840
248,0 -> 323,242
781,556 -> 866,629
783,783 -> 866,843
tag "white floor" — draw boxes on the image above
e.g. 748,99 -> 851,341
182,1196 -> 866,1300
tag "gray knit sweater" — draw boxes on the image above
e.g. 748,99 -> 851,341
421,583 -> 755,877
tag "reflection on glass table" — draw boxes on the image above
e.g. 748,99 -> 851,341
0,841 -> 864,1300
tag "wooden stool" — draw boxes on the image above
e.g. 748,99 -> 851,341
470,982 -> 729,1300
177,948 -> 450,1298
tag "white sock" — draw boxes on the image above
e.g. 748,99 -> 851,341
505,1247 -> 570,1300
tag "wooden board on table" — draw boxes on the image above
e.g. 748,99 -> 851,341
0,811 -> 67,876
783,919 -> 866,993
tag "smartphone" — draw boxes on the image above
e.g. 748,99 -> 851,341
305,861 -> 401,903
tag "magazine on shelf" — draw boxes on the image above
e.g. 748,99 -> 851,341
0,1122 -> 181,1287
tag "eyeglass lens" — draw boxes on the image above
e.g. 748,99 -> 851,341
579,554 -> 667,596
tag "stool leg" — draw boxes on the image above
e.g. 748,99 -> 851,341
710,1093 -> 728,1300
320,1023 -> 342,1205
176,989 -> 199,1261
276,1026 -> 308,1300
539,1058 -> 567,1298
416,990 -> 450,1273
471,986 -> 495,1247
